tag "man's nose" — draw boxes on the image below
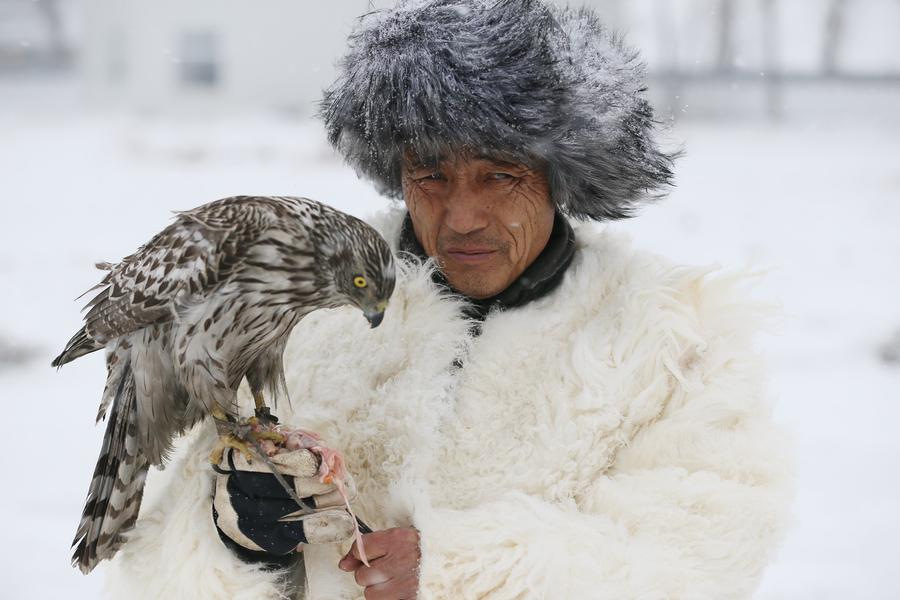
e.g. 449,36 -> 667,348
444,182 -> 489,235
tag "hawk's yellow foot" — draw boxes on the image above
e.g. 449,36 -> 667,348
245,416 -> 286,444
209,433 -> 255,465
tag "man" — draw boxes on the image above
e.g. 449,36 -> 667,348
106,1 -> 792,598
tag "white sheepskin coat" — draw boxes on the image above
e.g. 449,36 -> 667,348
105,212 -> 792,599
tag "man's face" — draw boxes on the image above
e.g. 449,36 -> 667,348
401,153 -> 556,299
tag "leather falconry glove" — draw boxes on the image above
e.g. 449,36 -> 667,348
212,447 -> 358,558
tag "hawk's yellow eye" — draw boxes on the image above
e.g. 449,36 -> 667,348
353,276 -> 367,288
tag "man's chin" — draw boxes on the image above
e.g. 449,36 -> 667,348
443,271 -> 509,299
439,254 -> 514,298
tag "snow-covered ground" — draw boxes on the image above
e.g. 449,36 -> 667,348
1,86 -> 898,598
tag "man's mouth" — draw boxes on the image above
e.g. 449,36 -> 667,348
444,247 -> 497,265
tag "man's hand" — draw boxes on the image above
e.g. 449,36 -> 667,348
339,527 -> 420,600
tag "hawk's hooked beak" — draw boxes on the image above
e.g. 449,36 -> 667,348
364,301 -> 388,328
365,311 -> 384,328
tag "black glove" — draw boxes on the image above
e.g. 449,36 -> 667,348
212,448 -> 357,563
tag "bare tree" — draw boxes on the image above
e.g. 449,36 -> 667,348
823,0 -> 848,75
760,0 -> 783,119
653,0 -> 682,121
715,0 -> 736,73
36,0 -> 66,65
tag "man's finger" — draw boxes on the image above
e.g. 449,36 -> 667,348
362,577 -> 418,600
353,560 -> 391,587
362,579 -> 393,600
347,531 -> 391,563
338,554 -> 363,572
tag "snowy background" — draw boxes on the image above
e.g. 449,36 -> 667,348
1,1 -> 899,598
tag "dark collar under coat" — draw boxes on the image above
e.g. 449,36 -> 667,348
398,212 -> 576,330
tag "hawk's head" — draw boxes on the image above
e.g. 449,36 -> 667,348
318,212 -> 396,328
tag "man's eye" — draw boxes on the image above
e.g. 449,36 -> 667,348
416,172 -> 444,182
489,172 -> 515,180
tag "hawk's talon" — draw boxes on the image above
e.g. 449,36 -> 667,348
253,430 -> 285,444
210,433 -> 255,465
254,405 -> 279,426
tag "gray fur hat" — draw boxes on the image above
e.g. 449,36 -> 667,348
321,0 -> 676,221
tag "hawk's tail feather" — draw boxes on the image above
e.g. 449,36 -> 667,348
72,361 -> 149,574
52,326 -> 103,368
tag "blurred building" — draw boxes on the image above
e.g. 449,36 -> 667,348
597,0 -> 900,121
0,0 -> 77,72
27,0 -> 900,121
79,0 -> 379,115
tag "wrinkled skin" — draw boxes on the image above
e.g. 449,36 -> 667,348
402,153 -> 556,299
339,527 -> 421,600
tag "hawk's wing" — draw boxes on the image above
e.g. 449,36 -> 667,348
52,197 -> 277,366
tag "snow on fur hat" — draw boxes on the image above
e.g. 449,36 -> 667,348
321,0 -> 677,221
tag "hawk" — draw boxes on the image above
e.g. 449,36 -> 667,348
52,195 -> 396,574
